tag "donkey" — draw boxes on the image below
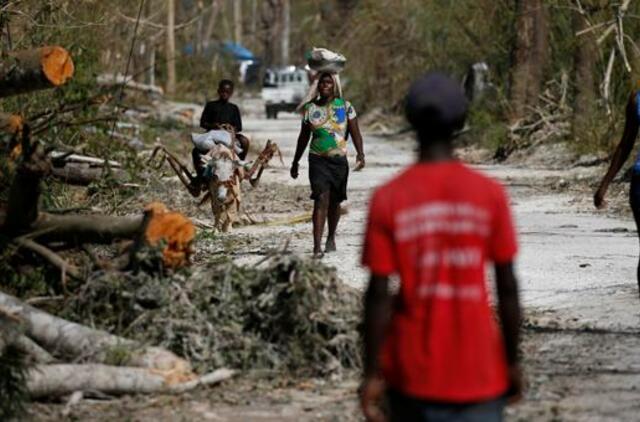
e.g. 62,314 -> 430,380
149,133 -> 282,232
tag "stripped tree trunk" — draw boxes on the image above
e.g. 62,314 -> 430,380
0,291 -> 190,372
202,0 -> 222,53
26,365 -> 234,398
28,213 -> 144,245
234,0 -> 243,45
0,46 -> 74,98
572,5 -> 598,140
166,0 -> 177,96
51,164 -> 127,186
281,0 -> 290,66
509,0 -> 549,122
261,0 -> 282,67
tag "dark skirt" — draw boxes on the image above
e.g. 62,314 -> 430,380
308,154 -> 349,202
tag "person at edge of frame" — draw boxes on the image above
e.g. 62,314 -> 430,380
594,90 -> 640,298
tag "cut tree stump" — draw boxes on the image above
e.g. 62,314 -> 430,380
0,46 -> 75,98
0,112 -> 23,134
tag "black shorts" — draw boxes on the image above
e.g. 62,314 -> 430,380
387,389 -> 505,422
308,154 -> 349,202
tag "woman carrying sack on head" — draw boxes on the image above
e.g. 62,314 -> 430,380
290,72 -> 365,258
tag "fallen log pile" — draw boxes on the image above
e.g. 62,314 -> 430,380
0,292 -> 234,399
1,46 -> 225,405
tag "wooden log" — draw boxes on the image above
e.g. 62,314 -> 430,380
0,291 -> 191,372
14,335 -> 56,364
51,164 -> 127,186
0,46 -> 74,98
14,238 -> 82,281
50,152 -> 122,168
96,73 -> 164,96
2,141 -> 51,235
26,365 -> 234,398
0,112 -> 23,135
29,212 -> 144,244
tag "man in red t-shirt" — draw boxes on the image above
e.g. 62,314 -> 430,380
360,73 -> 522,422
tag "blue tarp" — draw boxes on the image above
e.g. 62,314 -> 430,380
181,41 -> 257,62
221,41 -> 255,61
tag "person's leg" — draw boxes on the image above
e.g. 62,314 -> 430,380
312,191 -> 330,257
236,134 -> 250,160
189,148 -> 204,196
630,174 -> 640,297
325,191 -> 341,252
326,156 -> 349,253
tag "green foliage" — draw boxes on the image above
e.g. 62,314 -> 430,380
104,345 -> 132,367
466,107 -> 509,151
0,345 -> 29,421
0,236 -> 51,298
61,255 -> 361,375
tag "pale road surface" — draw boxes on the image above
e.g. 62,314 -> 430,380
241,111 -> 640,332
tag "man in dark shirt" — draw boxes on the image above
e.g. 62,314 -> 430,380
200,79 -> 243,132
199,79 -> 249,159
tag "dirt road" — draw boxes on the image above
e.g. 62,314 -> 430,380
32,109 -> 640,421
237,111 -> 640,420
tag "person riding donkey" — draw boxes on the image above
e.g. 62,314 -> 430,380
192,79 -> 251,192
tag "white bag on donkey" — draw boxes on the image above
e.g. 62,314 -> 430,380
191,130 -> 242,154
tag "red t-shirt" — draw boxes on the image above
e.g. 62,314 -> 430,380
362,161 -> 518,403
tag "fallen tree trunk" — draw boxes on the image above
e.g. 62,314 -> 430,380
97,73 -> 164,97
29,212 -> 143,244
0,291 -> 189,371
14,335 -> 55,364
26,365 -> 234,398
2,140 -> 50,235
14,238 -> 82,281
51,164 -> 127,186
0,46 -> 74,98
0,112 -> 23,135
50,152 -> 122,168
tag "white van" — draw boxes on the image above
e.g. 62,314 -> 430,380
261,66 -> 309,119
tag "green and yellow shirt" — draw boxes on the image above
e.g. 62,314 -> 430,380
303,98 -> 356,156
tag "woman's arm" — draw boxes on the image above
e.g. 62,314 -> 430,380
290,122 -> 311,179
595,93 -> 640,208
348,117 -> 365,171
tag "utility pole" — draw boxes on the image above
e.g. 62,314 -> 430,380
234,0 -> 243,44
166,0 -> 176,96
281,0 -> 290,66
251,0 -> 257,45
